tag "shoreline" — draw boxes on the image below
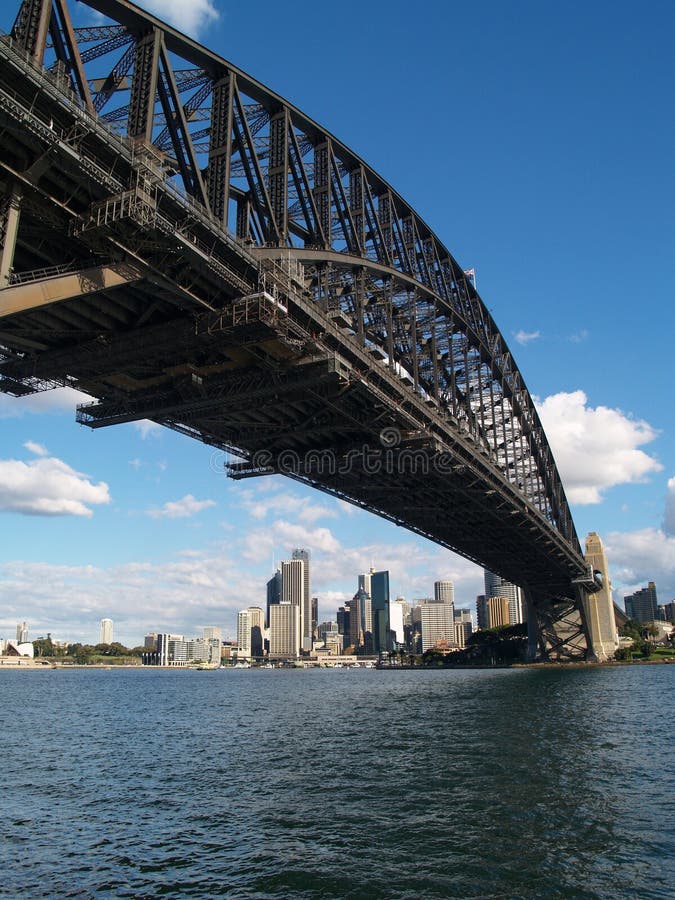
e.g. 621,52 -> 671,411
1,657 -> 673,671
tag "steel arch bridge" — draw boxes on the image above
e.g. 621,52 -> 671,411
0,0 -> 602,660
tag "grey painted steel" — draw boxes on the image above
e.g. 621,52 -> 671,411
0,0 -> 600,659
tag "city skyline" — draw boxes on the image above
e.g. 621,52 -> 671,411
0,0 -> 673,645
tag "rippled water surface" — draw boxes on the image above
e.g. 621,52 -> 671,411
1,665 -> 672,898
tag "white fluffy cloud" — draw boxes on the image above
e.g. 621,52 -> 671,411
148,494 -> 216,519
514,329 -> 541,345
605,527 -> 675,602
0,455 -> 110,516
132,0 -> 219,38
24,440 -> 48,457
238,488 -> 338,524
536,390 -> 662,504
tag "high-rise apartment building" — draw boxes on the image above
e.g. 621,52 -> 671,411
583,532 -> 618,660
237,607 -> 264,658
292,549 -> 312,651
99,618 -> 113,644
269,603 -> 300,658
16,621 -> 28,643
484,570 -> 524,624
624,582 -> 658,624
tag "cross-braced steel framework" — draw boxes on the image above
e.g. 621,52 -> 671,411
0,0 -> 602,660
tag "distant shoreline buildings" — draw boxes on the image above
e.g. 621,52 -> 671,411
2,533 -> 673,665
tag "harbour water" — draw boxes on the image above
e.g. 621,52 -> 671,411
1,664 -> 672,898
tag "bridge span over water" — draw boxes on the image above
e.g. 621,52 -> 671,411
0,0 -> 604,660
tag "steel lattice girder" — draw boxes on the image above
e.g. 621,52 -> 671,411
0,0 -> 600,659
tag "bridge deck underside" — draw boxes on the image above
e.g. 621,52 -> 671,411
1,263 -> 575,601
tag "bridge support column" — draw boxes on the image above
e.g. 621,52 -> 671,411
523,591 -> 540,662
0,186 -> 22,288
574,583 -> 600,663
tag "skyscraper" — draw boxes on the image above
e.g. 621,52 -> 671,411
269,603 -> 300,658
350,587 -> 367,648
237,607 -> 264,658
484,570 -> 523,624
412,602 -> 455,651
583,532 -> 618,660
434,580 -> 454,605
292,549 -> 312,652
266,570 -> 282,627
358,569 -> 374,635
624,582 -> 658,624
486,597 -> 510,629
16,621 -> 28,643
99,618 -> 113,644
371,570 -> 391,654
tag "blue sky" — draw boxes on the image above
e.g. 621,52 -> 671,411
1,0 -> 673,645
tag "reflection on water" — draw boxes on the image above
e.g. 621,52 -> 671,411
2,665 -> 673,898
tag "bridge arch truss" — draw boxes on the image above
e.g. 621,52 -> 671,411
0,0 -> 602,660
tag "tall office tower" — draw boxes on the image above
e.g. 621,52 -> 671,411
395,596 -> 411,625
237,607 -> 264,658
358,569 -> 375,634
337,605 -> 350,640
292,549 -> 312,651
16,621 -> 28,643
624,582 -> 658,624
583,532 -> 619,660
269,602 -> 300,658
388,598 -> 406,645
311,597 -> 318,639
434,581 -> 455,605
144,632 -> 158,650
266,570 -> 282,627
412,602 -> 455,652
484,570 -> 524,625
660,601 -> 675,623
476,595 -> 488,629
348,591 -> 364,649
486,597 -> 510,629
353,585 -> 369,642
454,610 -> 473,646
454,621 -> 472,648
99,618 -> 113,644
371,570 -> 391,654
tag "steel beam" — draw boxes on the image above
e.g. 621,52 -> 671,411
0,187 -> 23,288
0,263 -> 144,318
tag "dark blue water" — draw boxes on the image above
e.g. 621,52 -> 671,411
1,665 -> 672,898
